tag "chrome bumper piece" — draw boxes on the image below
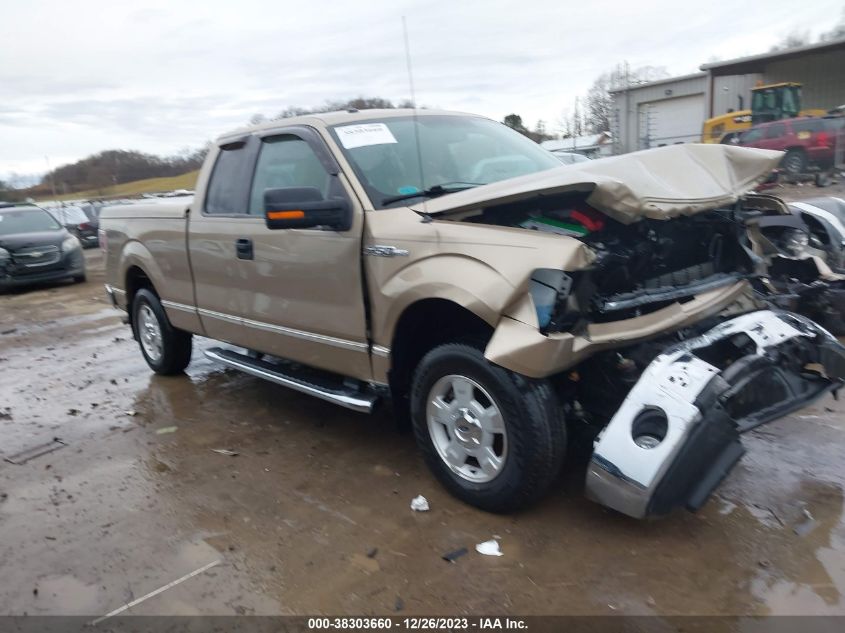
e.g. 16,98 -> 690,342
585,310 -> 845,518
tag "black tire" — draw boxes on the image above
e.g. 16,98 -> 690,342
410,343 -> 566,513
132,288 -> 192,375
72,274 -> 86,283
781,149 -> 808,176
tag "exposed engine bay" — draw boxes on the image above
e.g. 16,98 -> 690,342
456,192 -> 754,330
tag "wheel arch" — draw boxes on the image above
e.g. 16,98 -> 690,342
387,298 -> 495,426
119,240 -> 167,315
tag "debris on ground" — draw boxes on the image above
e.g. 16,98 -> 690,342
211,449 -> 238,457
475,539 -> 503,557
394,596 -> 405,612
441,547 -> 468,563
4,438 -> 68,465
124,410 -> 137,416
366,547 -> 378,558
91,559 -> 221,625
794,508 -> 817,537
410,495 -> 430,512
67,408 -> 81,416
349,552 -> 380,574
155,426 -> 178,435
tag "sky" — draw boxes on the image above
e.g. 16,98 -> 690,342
1,0 -> 843,183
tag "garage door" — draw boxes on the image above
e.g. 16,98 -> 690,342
638,94 -> 705,148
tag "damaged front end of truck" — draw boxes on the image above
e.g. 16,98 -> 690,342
416,144 -> 845,518
584,309 -> 844,518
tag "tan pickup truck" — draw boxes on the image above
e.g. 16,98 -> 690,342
101,109 -> 845,518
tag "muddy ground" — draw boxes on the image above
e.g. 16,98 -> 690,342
1,200 -> 844,617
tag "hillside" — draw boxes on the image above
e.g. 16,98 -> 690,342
36,170 -> 199,202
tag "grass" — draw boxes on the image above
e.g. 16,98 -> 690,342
36,170 -> 200,202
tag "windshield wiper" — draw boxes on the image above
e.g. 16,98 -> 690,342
381,181 -> 483,206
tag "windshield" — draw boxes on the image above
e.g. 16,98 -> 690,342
330,115 -> 561,209
0,208 -> 62,236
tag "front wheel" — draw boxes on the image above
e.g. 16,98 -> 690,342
410,343 -> 566,512
132,288 -> 193,375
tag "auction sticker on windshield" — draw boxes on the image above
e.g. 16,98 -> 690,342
335,123 -> 398,149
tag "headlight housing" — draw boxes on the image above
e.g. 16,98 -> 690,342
62,235 -> 81,253
782,228 -> 809,258
529,269 -> 573,329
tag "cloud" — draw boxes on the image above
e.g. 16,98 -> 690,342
1,0 -> 842,175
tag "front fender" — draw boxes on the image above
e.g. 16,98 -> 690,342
376,254 -> 511,343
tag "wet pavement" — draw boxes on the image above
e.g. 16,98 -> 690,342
1,249 -> 844,617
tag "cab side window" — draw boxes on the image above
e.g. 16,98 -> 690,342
249,136 -> 331,215
205,142 -> 254,215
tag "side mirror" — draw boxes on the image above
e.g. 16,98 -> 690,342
264,186 -> 351,231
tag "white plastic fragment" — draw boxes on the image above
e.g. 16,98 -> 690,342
475,539 -> 503,556
410,495 -> 430,512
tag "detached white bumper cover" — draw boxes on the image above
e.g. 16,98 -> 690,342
586,310 -> 845,519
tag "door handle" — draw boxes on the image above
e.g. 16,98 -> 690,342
235,238 -> 254,260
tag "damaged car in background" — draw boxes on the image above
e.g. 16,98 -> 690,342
100,110 -> 845,519
748,196 -> 845,335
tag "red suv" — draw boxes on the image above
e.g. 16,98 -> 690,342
738,116 -> 844,175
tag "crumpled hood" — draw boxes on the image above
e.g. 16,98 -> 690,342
412,144 -> 783,224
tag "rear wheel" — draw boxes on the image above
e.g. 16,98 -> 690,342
72,274 -> 86,283
410,343 -> 566,512
781,149 -> 808,176
132,288 -> 192,375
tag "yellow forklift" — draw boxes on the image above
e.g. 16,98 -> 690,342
702,82 -> 826,143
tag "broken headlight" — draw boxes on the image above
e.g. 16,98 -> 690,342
782,228 -> 810,258
530,269 -> 573,329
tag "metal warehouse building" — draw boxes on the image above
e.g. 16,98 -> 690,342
611,37 -> 845,154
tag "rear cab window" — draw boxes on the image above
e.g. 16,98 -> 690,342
204,140 -> 257,215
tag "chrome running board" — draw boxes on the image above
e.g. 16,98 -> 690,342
204,347 -> 378,413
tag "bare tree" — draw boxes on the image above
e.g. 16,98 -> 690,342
503,113 -> 528,133
585,73 -> 613,134
579,63 -> 669,135
269,96 -> 412,121
275,106 -> 312,119
820,8 -> 845,41
770,29 -> 811,51
533,119 -> 553,141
